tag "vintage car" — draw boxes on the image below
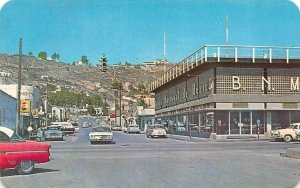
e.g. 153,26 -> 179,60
89,126 -> 113,144
146,124 -> 167,138
37,125 -> 64,141
0,126 -> 51,174
112,125 -> 122,131
271,123 -> 300,142
50,122 -> 75,135
70,121 -> 80,132
127,124 -> 141,134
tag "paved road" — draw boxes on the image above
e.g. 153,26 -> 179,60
1,126 -> 300,188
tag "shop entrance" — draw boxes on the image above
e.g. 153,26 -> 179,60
230,111 -> 251,135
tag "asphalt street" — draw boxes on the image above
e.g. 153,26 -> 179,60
1,124 -> 300,188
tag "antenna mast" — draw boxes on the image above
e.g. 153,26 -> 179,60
164,32 -> 166,60
226,16 -> 229,57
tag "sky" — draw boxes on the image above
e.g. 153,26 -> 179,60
0,0 -> 300,65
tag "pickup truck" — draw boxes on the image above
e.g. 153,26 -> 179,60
271,123 -> 300,142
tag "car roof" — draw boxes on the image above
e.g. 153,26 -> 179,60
0,126 -> 14,137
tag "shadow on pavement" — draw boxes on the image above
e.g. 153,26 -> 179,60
0,168 -> 59,177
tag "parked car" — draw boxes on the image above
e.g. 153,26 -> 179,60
271,123 -> 300,142
146,124 -> 167,138
175,126 -> 186,132
89,126 -> 113,144
70,121 -> 80,132
0,126 -> 51,175
127,124 -> 141,134
41,125 -> 64,141
112,125 -> 122,131
50,122 -> 75,135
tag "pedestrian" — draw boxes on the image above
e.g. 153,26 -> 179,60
27,124 -> 33,140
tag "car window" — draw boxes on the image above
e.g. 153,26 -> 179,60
0,131 -> 10,142
92,127 -> 111,132
10,133 -> 25,142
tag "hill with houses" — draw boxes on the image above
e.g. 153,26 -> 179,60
0,54 -> 170,106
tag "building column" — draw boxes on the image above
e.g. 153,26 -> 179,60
250,111 -> 253,135
266,111 -> 272,133
198,112 -> 201,133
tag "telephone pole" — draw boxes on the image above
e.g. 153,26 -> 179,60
16,38 -> 22,134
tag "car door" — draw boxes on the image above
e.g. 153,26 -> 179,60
294,124 -> 300,135
0,131 -> 23,169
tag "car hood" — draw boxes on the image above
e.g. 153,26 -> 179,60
89,132 -> 112,136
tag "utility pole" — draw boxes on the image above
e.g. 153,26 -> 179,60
119,86 -> 122,128
16,38 -> 22,135
45,82 -> 48,127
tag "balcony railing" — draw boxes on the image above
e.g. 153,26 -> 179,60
148,45 -> 300,92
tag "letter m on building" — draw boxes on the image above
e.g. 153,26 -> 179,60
291,77 -> 299,91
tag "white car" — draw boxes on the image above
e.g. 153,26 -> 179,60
127,124 -> 141,134
146,124 -> 167,138
89,126 -> 113,144
271,123 -> 300,142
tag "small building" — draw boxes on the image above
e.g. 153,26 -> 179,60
136,106 -> 155,131
0,90 -> 20,131
0,84 -> 41,131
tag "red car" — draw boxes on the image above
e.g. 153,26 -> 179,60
0,126 -> 52,175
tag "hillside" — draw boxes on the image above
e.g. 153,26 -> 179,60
0,54 -> 168,103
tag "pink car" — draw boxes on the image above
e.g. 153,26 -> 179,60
0,126 -> 51,175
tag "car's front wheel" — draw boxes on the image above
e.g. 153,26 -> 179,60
16,160 -> 35,175
284,135 -> 292,142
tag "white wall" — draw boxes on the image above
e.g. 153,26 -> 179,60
0,90 -> 17,130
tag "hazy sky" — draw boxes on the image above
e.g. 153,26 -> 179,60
0,0 -> 300,65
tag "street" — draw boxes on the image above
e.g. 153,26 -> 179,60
1,127 -> 300,188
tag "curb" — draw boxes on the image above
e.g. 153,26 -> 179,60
169,135 -> 273,142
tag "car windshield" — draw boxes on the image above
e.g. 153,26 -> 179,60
10,132 -> 25,142
92,127 -> 111,132
150,125 -> 164,129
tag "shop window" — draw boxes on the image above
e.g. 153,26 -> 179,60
252,111 -> 265,134
230,111 -> 239,134
215,111 -> 229,135
291,111 -> 300,123
241,112 -> 250,134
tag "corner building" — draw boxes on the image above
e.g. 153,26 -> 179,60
149,45 -> 300,138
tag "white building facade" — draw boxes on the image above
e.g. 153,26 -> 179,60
0,90 -> 20,130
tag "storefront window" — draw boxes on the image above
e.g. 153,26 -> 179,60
230,111 -> 239,134
252,111 -> 265,134
199,112 -> 214,133
241,112 -> 250,134
291,111 -> 300,124
215,111 -> 229,134
271,111 -> 289,129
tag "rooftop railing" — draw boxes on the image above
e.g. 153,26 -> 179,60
148,45 -> 300,92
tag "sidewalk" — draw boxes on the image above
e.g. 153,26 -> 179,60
169,134 -> 300,159
169,134 -> 273,142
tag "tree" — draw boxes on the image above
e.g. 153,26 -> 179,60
87,105 -> 95,115
111,80 -> 123,90
28,52 -> 33,56
51,53 -> 59,61
81,55 -> 89,65
38,51 -> 47,60
137,83 -> 146,92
